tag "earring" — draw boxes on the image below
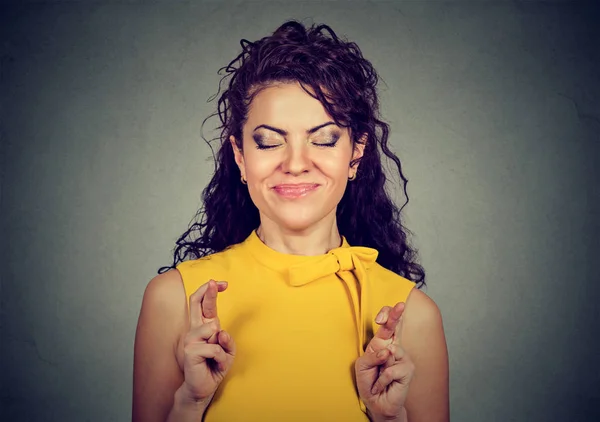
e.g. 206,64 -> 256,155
348,173 -> 356,181
241,176 -> 247,185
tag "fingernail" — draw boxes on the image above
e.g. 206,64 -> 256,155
375,313 -> 384,324
371,385 -> 379,395
217,281 -> 228,286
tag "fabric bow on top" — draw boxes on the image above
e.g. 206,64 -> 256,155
287,246 -> 378,356
287,246 -> 379,287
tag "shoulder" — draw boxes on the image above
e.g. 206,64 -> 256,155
401,288 -> 446,353
143,268 -> 186,308
404,288 -> 444,330
139,269 -> 188,335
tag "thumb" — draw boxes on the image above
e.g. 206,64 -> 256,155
356,347 -> 390,373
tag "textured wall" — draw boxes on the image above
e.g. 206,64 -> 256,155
1,1 -> 598,421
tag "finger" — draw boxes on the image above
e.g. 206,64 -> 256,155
208,343 -> 231,372
381,350 -> 396,373
189,280 -> 228,327
379,337 -> 407,374
365,305 -> 395,354
184,343 -> 228,369
205,324 -> 223,345
218,330 -> 237,356
389,321 -> 407,357
206,331 -> 219,345
386,342 -> 406,361
356,346 -> 392,372
373,302 -> 405,341
202,280 -> 222,320
185,320 -> 221,344
370,360 -> 414,395
393,306 -> 406,348
374,306 -> 392,325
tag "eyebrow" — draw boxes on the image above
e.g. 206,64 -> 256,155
253,121 -> 336,136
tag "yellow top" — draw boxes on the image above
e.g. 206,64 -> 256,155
176,230 -> 416,421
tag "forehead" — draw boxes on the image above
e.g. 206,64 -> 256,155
246,82 -> 337,131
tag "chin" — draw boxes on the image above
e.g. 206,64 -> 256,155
266,204 -> 334,232
255,197 -> 340,233
275,215 -> 323,233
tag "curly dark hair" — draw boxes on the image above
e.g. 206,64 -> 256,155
158,19 -> 425,288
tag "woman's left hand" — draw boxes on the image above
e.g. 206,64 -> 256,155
355,302 -> 414,422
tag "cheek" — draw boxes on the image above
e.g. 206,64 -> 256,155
317,153 -> 352,178
243,151 -> 278,178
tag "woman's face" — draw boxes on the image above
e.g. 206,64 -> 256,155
231,82 -> 365,233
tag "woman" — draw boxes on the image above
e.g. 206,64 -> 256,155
133,20 -> 449,422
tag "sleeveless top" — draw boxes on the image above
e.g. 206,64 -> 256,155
176,230 -> 416,421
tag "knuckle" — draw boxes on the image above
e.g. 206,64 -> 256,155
191,286 -> 203,299
212,344 -> 224,357
183,332 -> 195,347
382,409 -> 397,419
382,367 -> 394,378
183,344 -> 195,357
354,356 -> 362,369
395,347 -> 405,359
398,350 -> 410,363
355,355 -> 366,370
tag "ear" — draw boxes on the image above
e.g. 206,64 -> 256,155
349,133 -> 367,176
230,135 -> 246,179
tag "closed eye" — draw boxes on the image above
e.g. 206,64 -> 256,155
313,135 -> 340,148
253,134 -> 340,149
255,144 -> 281,150
313,141 -> 337,148
253,133 -> 283,150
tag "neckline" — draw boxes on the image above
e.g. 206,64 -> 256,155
244,229 -> 351,273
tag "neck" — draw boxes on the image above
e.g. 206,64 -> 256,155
257,214 -> 342,256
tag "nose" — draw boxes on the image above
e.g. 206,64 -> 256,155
281,142 -> 311,176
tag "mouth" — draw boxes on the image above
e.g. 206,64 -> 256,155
272,183 -> 320,199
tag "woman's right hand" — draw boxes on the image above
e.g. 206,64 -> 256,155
179,279 -> 236,406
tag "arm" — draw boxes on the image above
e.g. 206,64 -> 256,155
166,388 -> 209,422
369,407 -> 408,422
132,269 -> 204,422
401,288 -> 450,422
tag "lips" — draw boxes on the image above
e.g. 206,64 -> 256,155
272,183 -> 319,198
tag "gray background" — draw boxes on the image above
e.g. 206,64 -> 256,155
1,1 -> 598,421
